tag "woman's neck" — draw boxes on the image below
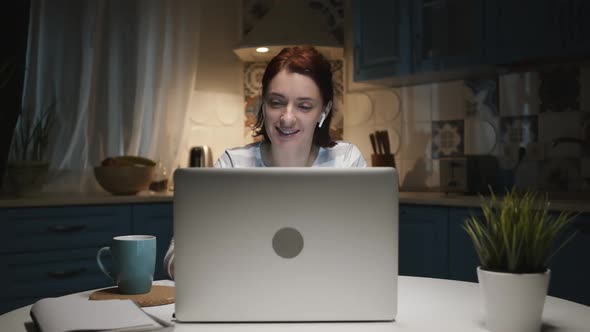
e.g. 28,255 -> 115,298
261,141 -> 318,167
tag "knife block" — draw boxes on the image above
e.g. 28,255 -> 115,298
371,154 -> 396,168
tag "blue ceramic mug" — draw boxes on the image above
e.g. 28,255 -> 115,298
96,235 -> 156,294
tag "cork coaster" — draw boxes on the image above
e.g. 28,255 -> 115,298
89,285 -> 175,307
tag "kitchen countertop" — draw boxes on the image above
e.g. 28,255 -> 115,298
398,191 -> 590,212
0,190 -> 588,212
0,191 -> 173,208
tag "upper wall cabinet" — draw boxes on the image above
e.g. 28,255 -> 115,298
413,0 -> 485,72
352,0 -> 489,85
353,0 -> 590,85
486,0 -> 554,64
553,0 -> 590,58
487,0 -> 590,64
352,0 -> 412,81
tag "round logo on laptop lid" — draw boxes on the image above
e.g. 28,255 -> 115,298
272,227 -> 304,259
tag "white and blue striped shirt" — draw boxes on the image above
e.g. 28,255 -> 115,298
214,140 -> 367,168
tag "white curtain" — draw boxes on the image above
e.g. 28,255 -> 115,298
21,0 -> 200,192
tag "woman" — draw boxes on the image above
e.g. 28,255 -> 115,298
164,46 -> 366,278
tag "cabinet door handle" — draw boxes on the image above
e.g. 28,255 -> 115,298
47,224 -> 87,234
47,267 -> 87,279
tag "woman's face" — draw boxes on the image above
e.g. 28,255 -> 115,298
263,70 -> 324,149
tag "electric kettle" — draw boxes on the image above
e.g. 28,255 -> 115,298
189,146 -> 213,167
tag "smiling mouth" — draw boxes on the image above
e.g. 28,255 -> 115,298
276,127 -> 300,137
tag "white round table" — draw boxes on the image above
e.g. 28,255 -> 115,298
1,276 -> 589,331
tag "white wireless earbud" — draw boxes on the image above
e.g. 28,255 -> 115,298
318,101 -> 332,128
318,112 -> 327,128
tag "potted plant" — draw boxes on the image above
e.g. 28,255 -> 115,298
464,188 -> 578,332
6,102 -> 56,196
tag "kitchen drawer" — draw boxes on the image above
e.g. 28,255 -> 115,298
0,247 -> 114,313
0,205 -> 132,254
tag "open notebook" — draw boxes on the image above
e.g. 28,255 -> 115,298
30,296 -> 172,332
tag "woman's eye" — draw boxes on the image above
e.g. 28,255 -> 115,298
298,104 -> 313,111
268,99 -> 284,108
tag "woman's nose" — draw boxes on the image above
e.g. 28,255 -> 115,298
280,106 -> 296,126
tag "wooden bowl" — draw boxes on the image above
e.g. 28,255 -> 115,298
94,165 -> 155,195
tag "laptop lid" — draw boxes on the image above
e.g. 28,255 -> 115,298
173,167 -> 398,322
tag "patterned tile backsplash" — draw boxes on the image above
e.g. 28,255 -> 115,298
342,64 -> 590,193
431,120 -> 464,159
500,115 -> 538,146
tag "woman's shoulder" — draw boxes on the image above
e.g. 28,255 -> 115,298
226,141 -> 261,154
317,141 -> 366,167
325,141 -> 361,154
215,141 -> 263,168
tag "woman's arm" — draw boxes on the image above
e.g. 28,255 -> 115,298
163,238 -> 175,279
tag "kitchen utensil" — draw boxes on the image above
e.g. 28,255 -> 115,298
189,146 -> 213,167
369,130 -> 396,167
370,133 -> 377,155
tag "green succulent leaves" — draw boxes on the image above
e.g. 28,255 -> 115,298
464,188 -> 578,274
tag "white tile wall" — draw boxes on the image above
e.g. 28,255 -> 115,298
342,63 -> 588,191
499,72 -> 540,117
370,89 -> 401,124
187,91 -> 244,162
432,81 -> 466,121
343,92 -> 374,127
538,111 -> 585,158
341,127 -> 371,161
464,118 -> 498,155
401,84 -> 432,122
399,158 -> 439,189
399,121 -> 432,161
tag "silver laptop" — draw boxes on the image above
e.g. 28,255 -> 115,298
173,167 -> 399,322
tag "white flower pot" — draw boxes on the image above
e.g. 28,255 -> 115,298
477,267 -> 550,332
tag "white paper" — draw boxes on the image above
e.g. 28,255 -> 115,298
30,297 -> 167,332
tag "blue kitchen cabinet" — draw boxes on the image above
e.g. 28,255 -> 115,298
552,0 -> 590,58
132,203 -> 173,281
547,213 -> 590,306
352,0 -> 590,84
486,0 -> 556,64
485,0 -> 590,64
352,0 -> 412,81
0,205 -> 132,314
0,202 -> 174,314
412,0 -> 486,72
0,247 -> 113,314
448,207 -> 482,282
399,204 -> 449,279
0,205 -> 131,254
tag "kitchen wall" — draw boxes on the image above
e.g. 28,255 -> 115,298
184,0 -> 346,165
343,68 -> 590,193
341,0 -> 590,193
190,0 -> 590,195
182,0 -> 245,166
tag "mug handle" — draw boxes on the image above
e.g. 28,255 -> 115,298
96,246 -> 113,281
